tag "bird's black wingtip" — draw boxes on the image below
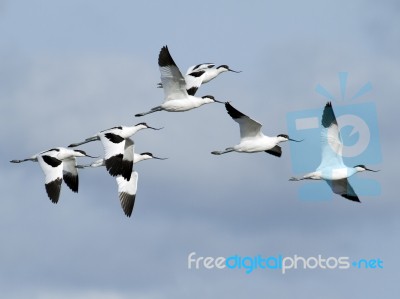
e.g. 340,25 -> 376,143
45,178 -> 62,204
321,101 -> 337,128
119,192 -> 135,218
158,45 -> 176,67
341,194 -> 361,203
63,173 -> 79,193
225,102 -> 246,119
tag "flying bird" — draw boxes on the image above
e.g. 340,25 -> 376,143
135,45 -> 223,117
157,62 -> 241,96
211,102 -> 302,157
10,147 -> 96,203
289,102 -> 379,202
77,138 -> 167,217
68,123 -> 161,180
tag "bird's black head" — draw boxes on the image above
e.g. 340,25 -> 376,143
135,122 -> 163,130
140,152 -> 154,157
217,64 -> 230,70
277,134 -> 289,139
353,164 -> 380,172
202,95 -> 223,104
74,149 -> 87,156
202,95 -> 215,101
217,65 -> 241,73
354,164 -> 366,169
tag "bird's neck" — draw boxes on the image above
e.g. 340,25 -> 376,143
189,96 -> 210,107
348,167 -> 359,177
133,153 -> 146,164
124,126 -> 143,137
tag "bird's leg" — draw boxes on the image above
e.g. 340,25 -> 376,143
289,172 -> 319,181
10,157 -> 37,163
289,177 -> 303,181
211,148 -> 235,155
68,136 -> 100,148
135,106 -> 163,117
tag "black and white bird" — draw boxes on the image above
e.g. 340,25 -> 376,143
68,123 -> 161,180
135,46 -> 223,117
289,102 -> 379,202
157,62 -> 241,96
10,147 -> 95,203
212,102 -> 302,157
77,138 -> 167,217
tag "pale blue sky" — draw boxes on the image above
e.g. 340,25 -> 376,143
1,1 -> 399,298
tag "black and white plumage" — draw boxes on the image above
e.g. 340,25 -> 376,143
10,147 -> 95,203
289,102 -> 379,202
211,102 -> 302,157
185,64 -> 241,96
157,62 -> 241,96
68,123 -> 161,180
77,140 -> 167,217
135,46 -> 223,117
326,179 -> 359,202
116,172 -> 138,217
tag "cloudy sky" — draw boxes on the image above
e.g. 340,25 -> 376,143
1,0 -> 399,298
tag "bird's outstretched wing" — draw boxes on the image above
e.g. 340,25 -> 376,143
318,102 -> 344,169
99,131 -> 128,179
158,46 -> 188,102
185,70 -> 205,96
326,178 -> 360,202
116,172 -> 138,217
265,145 -> 282,157
120,137 -> 134,181
37,154 -> 63,203
62,157 -> 79,193
184,63 -> 215,96
225,102 -> 262,140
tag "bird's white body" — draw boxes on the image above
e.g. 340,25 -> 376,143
200,67 -> 230,84
102,124 -> 148,139
136,46 -> 221,117
232,135 -> 288,153
81,151 -> 157,169
160,96 -> 216,112
28,147 -> 87,161
289,102 -> 378,202
299,167 -> 358,181
212,103 -> 300,157
185,63 -> 215,75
